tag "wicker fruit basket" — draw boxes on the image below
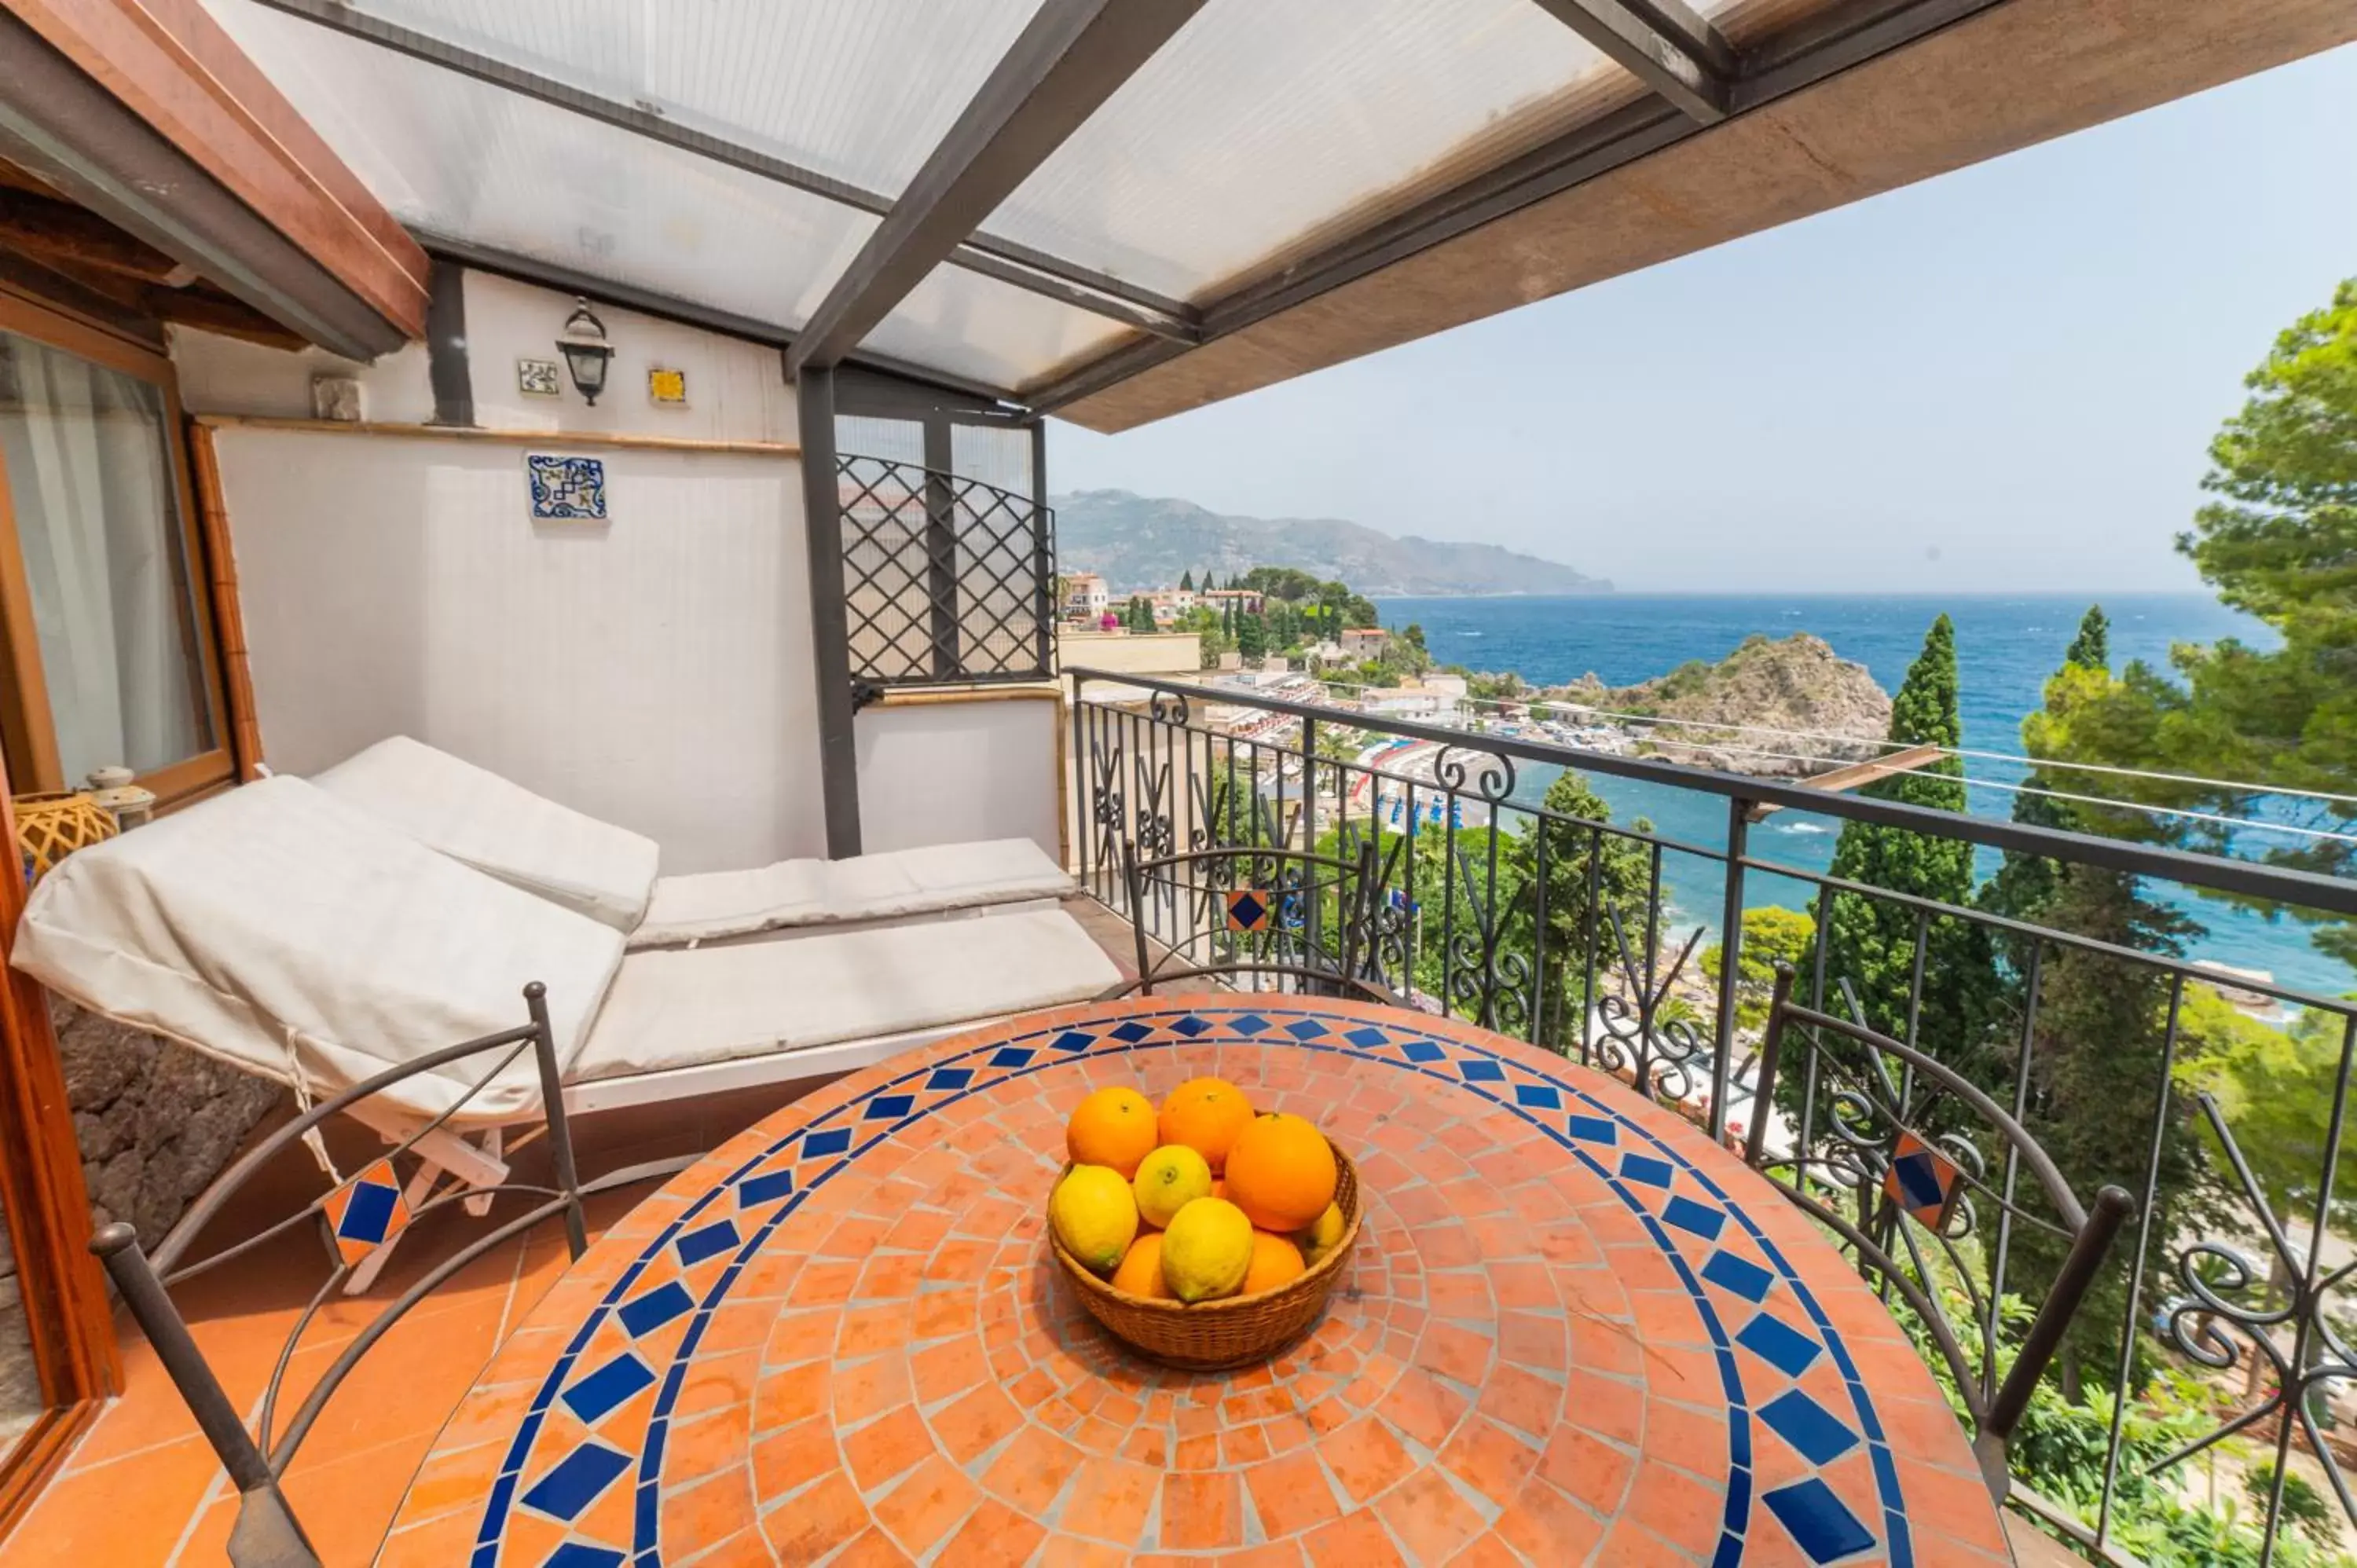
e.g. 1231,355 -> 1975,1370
1052,1142 -> 1363,1372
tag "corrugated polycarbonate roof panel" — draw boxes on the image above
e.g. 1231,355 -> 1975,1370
859,262 -> 1134,397
228,0 -> 1044,200
207,0 -> 877,337
980,0 -> 1645,303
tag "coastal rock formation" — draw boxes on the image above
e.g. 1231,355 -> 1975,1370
1551,633 -> 1891,776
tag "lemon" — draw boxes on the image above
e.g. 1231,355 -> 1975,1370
1299,1202 -> 1346,1267
1132,1144 -> 1213,1229
1159,1196 -> 1253,1302
1050,1164 -> 1138,1274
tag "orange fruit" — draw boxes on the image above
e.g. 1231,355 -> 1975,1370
1223,1113 -> 1337,1233
1111,1233 -> 1173,1299
1241,1231 -> 1305,1295
1158,1078 -> 1255,1171
1210,1178 -> 1226,1201
1067,1087 -> 1158,1178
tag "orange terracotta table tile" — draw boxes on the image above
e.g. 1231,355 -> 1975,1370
382,998 -> 2008,1564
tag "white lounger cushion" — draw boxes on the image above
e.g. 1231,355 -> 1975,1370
11,778 -> 623,1126
630,838 -> 1075,948
312,736 -> 659,932
574,908 -> 1120,1083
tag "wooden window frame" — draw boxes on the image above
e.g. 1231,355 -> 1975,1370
0,288 -> 236,808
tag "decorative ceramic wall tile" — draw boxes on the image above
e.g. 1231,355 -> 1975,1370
528,454 -> 607,521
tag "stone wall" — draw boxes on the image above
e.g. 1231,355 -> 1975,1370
54,996 -> 282,1246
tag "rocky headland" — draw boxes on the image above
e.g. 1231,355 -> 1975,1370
1541,633 -> 1891,776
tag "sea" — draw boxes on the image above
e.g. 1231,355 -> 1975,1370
1368,592 -> 2349,999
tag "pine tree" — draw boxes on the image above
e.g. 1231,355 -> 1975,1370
1816,615 -> 1990,1046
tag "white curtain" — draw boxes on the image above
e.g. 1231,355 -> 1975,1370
0,333 -> 208,783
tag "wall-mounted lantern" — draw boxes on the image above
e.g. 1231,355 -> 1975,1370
556,299 -> 614,405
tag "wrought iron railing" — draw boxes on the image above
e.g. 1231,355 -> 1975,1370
836,453 -> 1054,688
1065,665 -> 2357,1566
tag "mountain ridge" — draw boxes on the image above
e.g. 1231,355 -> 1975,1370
1052,488 -> 1610,598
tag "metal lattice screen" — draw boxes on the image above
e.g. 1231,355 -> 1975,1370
837,452 -> 1054,686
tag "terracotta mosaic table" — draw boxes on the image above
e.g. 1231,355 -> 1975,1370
380,997 -> 2014,1567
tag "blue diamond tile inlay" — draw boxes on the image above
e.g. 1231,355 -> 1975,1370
988,1045 -> 1037,1068
1736,1312 -> 1823,1377
1400,1040 -> 1446,1063
1457,1059 -> 1505,1083
1285,1018 -> 1327,1040
519,1442 -> 632,1521
675,1219 -> 740,1266
561,1354 -> 656,1424
1050,1030 -> 1094,1053
1702,1250 -> 1776,1302
1567,1114 -> 1618,1145
1172,1014 -> 1212,1038
1760,1388 -> 1861,1464
1515,1083 -> 1563,1110
1890,1149 -> 1947,1211
1620,1153 -> 1673,1188
544,1547 -> 625,1568
1345,1026 -> 1388,1047
617,1280 -> 694,1339
737,1169 -> 794,1208
1762,1478 -> 1878,1562
1109,1020 -> 1153,1043
1662,1195 -> 1727,1240
335,1179 -> 399,1245
926,1067 -> 974,1092
802,1127 -> 852,1158
864,1094 -> 915,1121
1227,1013 -> 1271,1035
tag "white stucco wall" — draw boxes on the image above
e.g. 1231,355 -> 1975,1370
855,698 -> 1062,863
174,269 -> 824,872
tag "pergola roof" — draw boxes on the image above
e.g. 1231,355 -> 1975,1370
200,0 -> 2356,420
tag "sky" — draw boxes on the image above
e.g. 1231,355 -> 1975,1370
1048,42 -> 2357,595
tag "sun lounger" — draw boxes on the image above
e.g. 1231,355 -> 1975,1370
308,736 -> 1074,947
12,777 -> 1120,1279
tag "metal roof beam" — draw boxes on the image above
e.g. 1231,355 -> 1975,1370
786,0 -> 1205,376
1527,0 -> 1733,123
1028,0 -> 2008,416
243,0 -> 1197,343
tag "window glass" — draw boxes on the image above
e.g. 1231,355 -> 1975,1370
0,332 -> 214,784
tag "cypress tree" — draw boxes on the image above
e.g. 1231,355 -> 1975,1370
1180,568 -> 1195,591
1981,605 -> 2109,926
1816,615 -> 1989,1045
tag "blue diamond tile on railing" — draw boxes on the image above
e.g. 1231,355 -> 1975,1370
1568,1114 -> 1618,1145
1702,1251 -> 1775,1302
560,1353 -> 656,1425
990,1046 -> 1037,1068
1761,1477 -> 1877,1562
926,1067 -> 974,1092
1619,1153 -> 1673,1189
1662,1195 -> 1727,1240
802,1127 -> 853,1159
519,1442 -> 632,1521
1515,1083 -> 1563,1110
1285,1019 -> 1327,1041
1759,1388 -> 1860,1464
1224,889 -> 1269,932
321,1156 -> 410,1268
1883,1132 -> 1962,1228
1050,1031 -> 1094,1054
737,1169 -> 794,1208
1736,1312 -> 1822,1377
1457,1059 -> 1505,1083
675,1219 -> 740,1266
617,1280 -> 693,1339
1110,1021 -> 1153,1043
864,1094 -> 915,1121
542,1545 -> 624,1568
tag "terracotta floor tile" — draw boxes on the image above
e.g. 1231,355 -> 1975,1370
870,1453 -> 981,1557
1318,1416 -> 1417,1507
5,1434 -> 220,1567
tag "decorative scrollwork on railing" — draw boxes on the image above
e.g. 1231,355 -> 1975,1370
1087,738 -> 1124,873
1435,744 -> 1516,805
1149,689 -> 1192,728
1442,842 -> 1530,1035
2146,1093 -> 2357,1543
1589,907 -> 1711,1108
1131,746 -> 1175,860
1336,822 -> 1409,991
